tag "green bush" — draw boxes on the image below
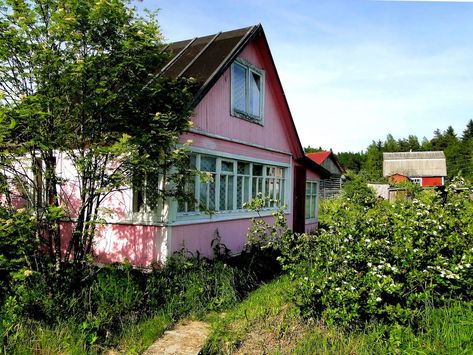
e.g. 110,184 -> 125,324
1,246 -> 279,352
281,181 -> 473,328
0,206 -> 37,302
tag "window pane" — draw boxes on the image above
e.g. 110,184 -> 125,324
305,195 -> 310,219
237,176 -> 243,208
201,156 -> 216,172
249,71 -> 261,117
209,180 -> 216,210
253,164 -> 263,176
237,162 -> 250,175
190,155 -> 197,169
219,175 -> 234,211
243,176 -> 250,204
199,176 -> 216,211
232,63 -> 246,113
221,160 -> 234,173
252,176 -> 263,198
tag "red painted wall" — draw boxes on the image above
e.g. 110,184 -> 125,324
388,174 -> 408,184
422,177 -> 443,187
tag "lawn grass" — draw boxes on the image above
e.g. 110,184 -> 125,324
2,311 -> 173,355
203,275 -> 473,354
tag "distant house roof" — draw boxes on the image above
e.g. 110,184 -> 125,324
306,151 -> 331,165
162,24 -> 309,161
306,151 -> 344,176
383,151 -> 447,177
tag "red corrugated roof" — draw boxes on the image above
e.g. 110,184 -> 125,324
306,151 -> 331,165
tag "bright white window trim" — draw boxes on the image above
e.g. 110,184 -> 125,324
175,152 -> 288,222
305,180 -> 319,221
231,58 -> 265,123
129,172 -> 167,224
410,177 -> 422,185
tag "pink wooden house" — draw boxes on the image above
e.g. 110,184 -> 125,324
63,25 -> 329,266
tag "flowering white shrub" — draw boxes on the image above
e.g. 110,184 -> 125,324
280,180 -> 473,328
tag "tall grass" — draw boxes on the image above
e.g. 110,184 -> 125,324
1,249 -> 279,354
203,275 -> 473,354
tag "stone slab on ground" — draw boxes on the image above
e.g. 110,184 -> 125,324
143,320 -> 210,355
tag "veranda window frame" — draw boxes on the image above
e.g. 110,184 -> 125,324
177,153 -> 287,217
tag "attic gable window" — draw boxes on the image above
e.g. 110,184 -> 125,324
231,59 -> 264,122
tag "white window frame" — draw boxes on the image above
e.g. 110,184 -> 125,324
305,180 -> 319,221
410,177 -> 422,185
175,151 -> 289,223
130,172 -> 167,224
230,58 -> 265,123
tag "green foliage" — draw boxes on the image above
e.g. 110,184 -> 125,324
0,206 -> 36,302
340,171 -> 377,207
280,182 -> 473,329
294,301 -> 473,354
0,0 -> 194,266
244,194 -> 292,253
1,246 -> 279,353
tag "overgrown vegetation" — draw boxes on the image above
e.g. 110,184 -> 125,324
281,178 -> 473,329
204,179 -> 473,353
0,246 -> 279,353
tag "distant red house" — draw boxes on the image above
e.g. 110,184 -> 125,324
306,151 -> 344,198
383,151 -> 447,187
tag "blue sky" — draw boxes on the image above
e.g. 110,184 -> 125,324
139,0 -> 473,153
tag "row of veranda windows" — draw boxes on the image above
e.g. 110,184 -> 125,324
178,154 -> 286,215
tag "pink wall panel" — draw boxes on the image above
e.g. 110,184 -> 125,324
305,222 -> 318,234
170,215 -> 289,258
191,39 -> 297,156
180,132 -> 291,164
306,170 -> 321,181
61,221 -> 164,267
93,224 -> 163,267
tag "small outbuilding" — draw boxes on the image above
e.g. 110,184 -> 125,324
306,151 -> 344,199
383,151 -> 447,187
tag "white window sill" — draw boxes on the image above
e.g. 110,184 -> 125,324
171,208 -> 289,226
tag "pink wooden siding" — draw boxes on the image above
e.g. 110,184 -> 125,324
306,170 -> 321,181
180,132 -> 291,165
190,38 -> 298,156
305,222 -> 318,234
61,222 -> 164,267
170,215 -> 288,258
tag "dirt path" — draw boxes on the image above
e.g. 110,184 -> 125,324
143,320 -> 210,355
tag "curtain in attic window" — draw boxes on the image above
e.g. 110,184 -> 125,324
232,63 -> 246,113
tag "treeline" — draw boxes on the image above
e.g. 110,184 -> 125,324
308,119 -> 473,182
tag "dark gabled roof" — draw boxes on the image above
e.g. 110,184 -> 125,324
162,25 -> 259,106
162,24 -> 308,161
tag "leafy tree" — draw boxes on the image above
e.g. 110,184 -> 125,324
361,140 -> 383,181
384,134 -> 398,152
337,151 -> 365,173
304,145 -> 324,153
0,0 -> 194,268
